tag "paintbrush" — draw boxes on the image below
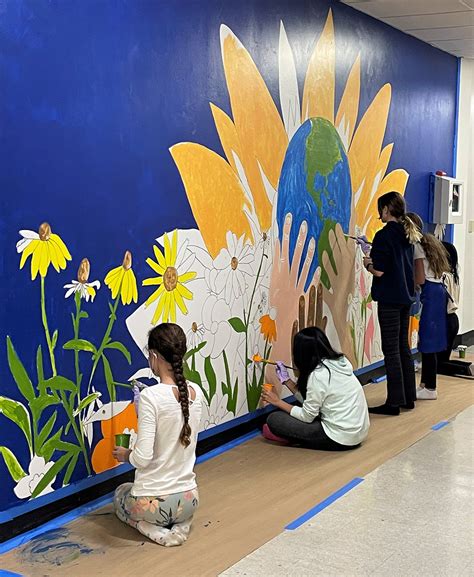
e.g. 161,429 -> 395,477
252,354 -> 294,370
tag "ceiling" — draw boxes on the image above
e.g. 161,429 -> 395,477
340,0 -> 474,59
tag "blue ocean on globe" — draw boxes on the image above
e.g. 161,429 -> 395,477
277,117 -> 352,291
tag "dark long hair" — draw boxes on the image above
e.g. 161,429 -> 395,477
377,192 -> 421,244
148,323 -> 191,448
292,327 -> 343,400
442,241 -> 459,285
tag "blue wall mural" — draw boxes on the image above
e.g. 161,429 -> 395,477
0,0 -> 457,515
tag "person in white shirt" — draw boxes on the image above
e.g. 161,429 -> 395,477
112,323 -> 203,547
260,327 -> 370,450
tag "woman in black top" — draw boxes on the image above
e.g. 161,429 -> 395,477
363,192 -> 422,415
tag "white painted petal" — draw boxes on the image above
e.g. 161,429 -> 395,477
64,286 -> 78,299
279,20 -> 301,140
128,367 -> 157,382
239,262 -> 255,276
234,269 -> 246,297
211,296 -> 232,322
14,476 -> 32,499
224,274 -> 234,304
175,238 -> 189,268
16,238 -> 33,253
215,269 -> 229,295
178,252 -> 196,275
226,231 -> 237,255
200,332 -> 216,358
235,234 -> 245,260
214,248 -> 231,270
83,401 -> 131,424
202,295 -> 217,329
89,280 -> 101,289
212,321 -> 232,358
192,245 -> 214,269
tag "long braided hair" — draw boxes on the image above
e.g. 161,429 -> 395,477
148,323 -> 192,448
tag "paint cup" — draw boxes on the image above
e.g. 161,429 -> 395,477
115,433 -> 131,448
458,346 -> 467,359
262,383 -> 274,392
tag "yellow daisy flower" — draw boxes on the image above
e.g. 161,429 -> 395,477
104,250 -> 138,305
16,222 -> 72,280
143,230 -> 197,325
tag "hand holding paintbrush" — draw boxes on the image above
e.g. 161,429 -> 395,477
252,354 -> 294,370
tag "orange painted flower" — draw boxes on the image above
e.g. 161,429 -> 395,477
91,403 -> 138,474
252,353 -> 263,363
259,314 -> 277,343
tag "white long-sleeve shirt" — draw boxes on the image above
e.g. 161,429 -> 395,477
129,383 -> 203,496
290,357 -> 370,446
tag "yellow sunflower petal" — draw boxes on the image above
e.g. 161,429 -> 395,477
104,265 -> 122,285
176,282 -> 193,301
335,54 -> 360,150
130,270 -> 138,303
177,271 -> 197,283
86,285 -> 96,298
19,239 -> 39,270
376,169 -> 409,198
302,9 -> 335,123
170,142 -> 252,258
173,287 -> 188,315
122,268 -> 131,305
220,25 -> 288,230
31,241 -> 43,280
50,233 -> 72,261
146,257 -> 164,277
142,277 -> 164,287
163,292 -> 171,323
163,233 -> 172,267
145,284 -> 165,308
169,293 -> 177,323
48,239 -> 62,272
170,230 -> 177,267
110,268 -> 125,299
151,290 -> 167,325
39,241 -> 51,277
348,84 -> 391,199
151,245 -> 166,272
357,143 -> 393,227
210,103 -> 241,173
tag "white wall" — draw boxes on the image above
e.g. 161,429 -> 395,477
453,58 -> 474,335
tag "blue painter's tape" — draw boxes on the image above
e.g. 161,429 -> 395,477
0,571 -> 24,576
196,429 -> 261,465
0,492 -> 114,556
432,420 -> 450,431
285,477 -> 364,530
371,375 -> 387,383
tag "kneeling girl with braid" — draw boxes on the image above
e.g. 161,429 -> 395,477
113,323 -> 203,547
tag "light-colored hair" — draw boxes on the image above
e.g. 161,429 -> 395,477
406,212 -> 451,278
377,192 -> 422,244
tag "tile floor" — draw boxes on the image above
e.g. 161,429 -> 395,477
221,405 -> 474,577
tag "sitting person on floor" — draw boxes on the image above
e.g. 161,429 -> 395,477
112,323 -> 203,547
261,327 -> 370,450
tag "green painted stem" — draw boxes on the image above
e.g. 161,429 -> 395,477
60,390 -> 91,476
87,297 -> 120,399
41,276 -> 57,376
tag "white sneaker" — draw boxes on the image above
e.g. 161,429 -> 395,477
417,387 -> 437,400
468,364 -> 474,377
416,385 -> 424,393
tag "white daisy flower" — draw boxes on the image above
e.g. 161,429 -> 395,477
214,232 -> 255,304
186,321 -> 205,349
64,258 -> 100,302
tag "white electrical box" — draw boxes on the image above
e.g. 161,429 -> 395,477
431,175 -> 464,225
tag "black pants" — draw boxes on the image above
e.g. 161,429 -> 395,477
378,303 -> 416,406
266,411 -> 359,451
421,352 -> 437,389
437,313 -> 472,376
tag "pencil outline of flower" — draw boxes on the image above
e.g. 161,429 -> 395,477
186,321 -> 205,349
142,230 -> 197,324
214,231 -> 255,304
17,222 -> 71,280
104,250 -> 138,305
64,258 -> 101,302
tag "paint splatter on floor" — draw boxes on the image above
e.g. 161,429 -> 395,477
18,528 -> 96,567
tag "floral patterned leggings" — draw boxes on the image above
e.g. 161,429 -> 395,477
114,482 -> 199,547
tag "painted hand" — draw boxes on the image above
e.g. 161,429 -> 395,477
112,446 -> 131,463
268,213 -> 321,389
322,223 -> 357,366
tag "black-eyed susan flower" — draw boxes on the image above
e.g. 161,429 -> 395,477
104,250 -> 138,305
16,222 -> 71,280
143,230 -> 197,325
64,258 -> 101,302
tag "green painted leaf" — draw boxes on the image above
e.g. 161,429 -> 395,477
183,341 -> 207,361
102,355 -> 115,402
63,339 -> 97,354
79,311 -> 89,320
204,356 -> 217,400
63,453 -> 79,486
0,446 -> 27,482
51,329 -> 59,350
47,439 -> 81,454
7,337 -> 35,403
36,345 -> 45,390
183,360 -> 209,404
43,376 -> 76,392
31,453 -> 71,498
73,393 -> 101,416
37,412 -> 57,450
318,219 -> 337,290
39,427 -> 63,462
105,341 -> 131,364
30,394 -> 59,426
228,317 -> 246,333
0,397 -> 32,453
